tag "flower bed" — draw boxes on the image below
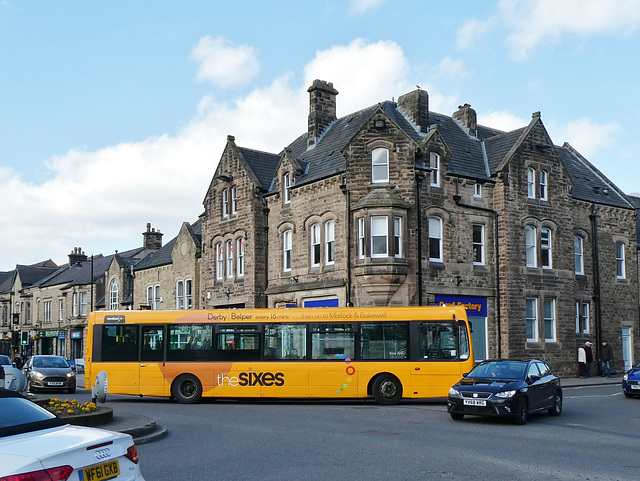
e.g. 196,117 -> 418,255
46,398 -> 97,416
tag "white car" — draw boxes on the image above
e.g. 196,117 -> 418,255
0,388 -> 145,481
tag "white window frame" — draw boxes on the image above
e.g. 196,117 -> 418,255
44,300 -> 52,323
616,241 -> 626,279
539,170 -> 548,201
472,224 -> 484,265
237,238 -> 245,277
154,285 -> 160,310
109,279 -> 119,310
325,220 -> 335,265
72,292 -> 78,317
543,299 -> 556,342
393,217 -> 402,258
527,167 -> 536,199
80,292 -> 87,316
222,188 -> 229,218
358,218 -> 365,259
185,279 -> 192,309
176,280 -> 184,310
540,227 -> 552,269
574,235 -> 584,275
58,299 -> 64,321
526,298 -> 538,342
283,229 -> 292,272
525,225 -> 537,267
226,240 -> 234,279
575,301 -> 590,334
371,148 -> 389,183
215,242 -> 223,280
430,152 -> 440,187
371,216 -> 388,258
147,286 -> 154,309
231,186 -> 237,215
429,216 -> 443,262
310,223 -> 321,267
283,173 -> 291,204
474,183 -> 482,198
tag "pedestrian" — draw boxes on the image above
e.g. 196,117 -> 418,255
577,344 -> 587,378
600,340 -> 613,378
584,341 -> 593,377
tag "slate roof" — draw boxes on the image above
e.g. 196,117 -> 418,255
244,90 -> 634,211
0,271 -> 15,294
38,255 -> 112,290
15,264 -> 61,288
134,220 -> 202,272
625,195 -> 640,247
239,148 -> 281,191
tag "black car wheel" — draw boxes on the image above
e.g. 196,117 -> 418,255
624,392 -> 633,398
548,392 -> 562,416
449,412 -> 465,421
514,397 -> 528,425
171,374 -> 203,404
372,374 -> 403,405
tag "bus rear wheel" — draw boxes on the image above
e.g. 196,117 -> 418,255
372,374 -> 403,405
172,374 -> 203,404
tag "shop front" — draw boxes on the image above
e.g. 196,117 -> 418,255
434,295 -> 487,361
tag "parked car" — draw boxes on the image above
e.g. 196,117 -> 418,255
447,359 -> 563,425
622,361 -> 640,398
22,355 -> 76,394
0,388 -> 145,480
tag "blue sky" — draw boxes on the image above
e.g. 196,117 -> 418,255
2,0 -> 640,271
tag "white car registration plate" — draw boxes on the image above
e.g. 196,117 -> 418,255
48,382 -> 64,386
463,399 -> 486,406
631,385 -> 640,390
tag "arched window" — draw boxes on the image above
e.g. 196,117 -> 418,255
215,242 -> 223,280
109,278 -> 119,310
236,238 -> 245,277
325,220 -> 335,265
430,152 -> 440,187
310,223 -> 321,266
525,225 -> 537,267
540,228 -> 552,269
283,173 -> 291,204
371,148 -> 389,183
283,230 -> 292,272
574,236 -> 584,275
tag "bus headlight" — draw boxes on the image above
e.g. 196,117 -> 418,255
448,387 -> 462,399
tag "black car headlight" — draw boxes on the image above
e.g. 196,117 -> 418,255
493,390 -> 516,399
449,387 -> 462,399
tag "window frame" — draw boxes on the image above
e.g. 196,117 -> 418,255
230,186 -> 237,215
540,227 -> 552,269
236,238 -> 245,277
325,220 -> 335,265
526,298 -> 538,342
371,147 -> 389,183
575,301 -> 590,334
527,167 -> 536,199
616,241 -> 626,279
222,188 -> 229,218
543,298 -> 556,342
109,278 -> 119,311
393,217 -> 402,258
176,280 -> 184,310
310,223 -> 321,267
472,224 -> 484,265
370,216 -> 389,258
473,183 -> 482,198
525,225 -> 537,268
428,216 -> 443,263
215,242 -> 223,281
283,173 -> 291,204
358,218 -> 365,259
539,170 -> 548,201
283,229 -> 292,272
226,240 -> 234,279
574,235 -> 584,275
430,152 -> 440,187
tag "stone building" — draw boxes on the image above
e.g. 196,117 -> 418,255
199,79 -> 639,375
132,220 -> 201,310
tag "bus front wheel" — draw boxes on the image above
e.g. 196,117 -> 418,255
372,374 -> 403,405
172,374 -> 203,404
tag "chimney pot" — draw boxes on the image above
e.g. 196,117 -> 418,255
452,103 -> 477,137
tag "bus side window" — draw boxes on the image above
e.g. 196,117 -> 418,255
215,325 -> 260,362
263,324 -> 306,360
101,325 -> 139,362
419,322 -> 457,360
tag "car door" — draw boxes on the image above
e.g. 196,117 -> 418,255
525,362 -> 545,411
536,361 -> 557,408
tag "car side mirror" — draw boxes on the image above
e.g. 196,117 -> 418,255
72,367 -> 77,372
528,374 -> 541,383
462,372 -> 469,377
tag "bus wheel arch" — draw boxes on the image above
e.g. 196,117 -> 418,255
370,373 -> 403,405
171,373 -> 203,404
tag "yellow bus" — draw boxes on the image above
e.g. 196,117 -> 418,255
85,306 -> 474,404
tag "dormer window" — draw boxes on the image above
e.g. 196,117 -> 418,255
430,152 -> 440,187
283,173 -> 291,204
527,167 -> 549,201
372,148 -> 389,183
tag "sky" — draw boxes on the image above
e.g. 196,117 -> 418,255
2,0 -> 640,271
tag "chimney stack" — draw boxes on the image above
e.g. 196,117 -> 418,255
143,223 -> 163,250
398,88 -> 429,133
68,247 -> 88,265
307,80 -> 339,148
452,103 -> 477,137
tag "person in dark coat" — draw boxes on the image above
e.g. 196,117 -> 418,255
584,341 -> 593,377
600,340 -> 613,378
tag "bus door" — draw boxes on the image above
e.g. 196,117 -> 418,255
139,325 -> 167,397
410,321 -> 466,398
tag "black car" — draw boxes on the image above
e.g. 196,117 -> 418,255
447,359 -> 562,425
22,355 -> 76,394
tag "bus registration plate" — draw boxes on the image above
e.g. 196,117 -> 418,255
463,399 -> 486,406
80,460 -> 120,481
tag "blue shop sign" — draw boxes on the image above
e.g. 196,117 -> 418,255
71,331 -> 82,339
434,295 -> 487,317
57,331 -> 66,339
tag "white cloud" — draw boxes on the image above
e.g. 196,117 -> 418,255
434,57 -> 468,80
457,0 -> 640,60
479,110 -> 528,132
190,36 -> 259,88
0,38 -> 418,270
350,0 -> 386,15
554,117 -> 621,158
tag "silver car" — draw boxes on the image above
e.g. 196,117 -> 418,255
23,355 -> 76,394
